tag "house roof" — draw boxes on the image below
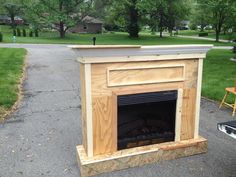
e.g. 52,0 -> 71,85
0,15 -> 23,21
0,15 -> 10,20
82,16 -> 103,24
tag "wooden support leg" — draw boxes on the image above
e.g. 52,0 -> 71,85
233,97 -> 236,117
219,91 -> 229,109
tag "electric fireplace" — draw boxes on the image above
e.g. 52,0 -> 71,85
70,45 -> 212,177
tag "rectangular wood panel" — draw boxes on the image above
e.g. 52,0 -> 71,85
93,94 -> 117,155
107,65 -> 185,87
181,88 -> 197,140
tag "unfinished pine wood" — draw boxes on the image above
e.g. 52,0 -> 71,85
73,45 -> 212,176
219,87 -> 236,117
93,93 -> 117,155
91,60 -> 197,95
107,65 -> 185,87
77,137 -> 207,177
79,64 -> 88,154
181,88 -> 197,140
84,64 -> 93,157
175,89 -> 183,141
90,59 -> 199,154
78,53 -> 206,64
194,59 -> 203,139
226,87 -> 236,94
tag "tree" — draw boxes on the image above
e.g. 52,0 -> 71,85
106,0 -> 141,38
126,0 -> 140,38
3,2 -> 22,28
139,0 -> 191,37
138,0 -> 167,37
89,0 -> 112,19
165,0 -> 191,35
190,2 -> 210,32
197,0 -> 236,42
22,0 -> 92,38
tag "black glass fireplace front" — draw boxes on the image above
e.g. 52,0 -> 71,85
118,90 -> 177,150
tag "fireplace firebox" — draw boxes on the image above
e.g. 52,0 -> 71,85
118,91 -> 177,150
70,45 -> 212,177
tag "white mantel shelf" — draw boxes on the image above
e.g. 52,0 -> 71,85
69,45 -> 213,64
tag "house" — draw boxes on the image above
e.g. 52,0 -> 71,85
0,15 -> 24,25
0,15 -> 10,24
70,16 -> 103,34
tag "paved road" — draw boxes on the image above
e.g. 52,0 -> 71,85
0,44 -> 236,177
176,35 -> 231,43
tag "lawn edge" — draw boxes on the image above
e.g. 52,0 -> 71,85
0,49 -> 28,123
202,96 -> 221,104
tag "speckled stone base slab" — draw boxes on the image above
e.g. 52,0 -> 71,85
76,137 -> 207,177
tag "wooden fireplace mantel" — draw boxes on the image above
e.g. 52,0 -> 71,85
70,44 -> 212,64
70,45 -> 212,177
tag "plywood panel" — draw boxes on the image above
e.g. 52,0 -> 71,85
77,137 -> 207,177
181,88 -> 197,140
107,65 -> 185,87
93,94 -> 117,155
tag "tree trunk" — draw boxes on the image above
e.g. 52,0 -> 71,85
10,14 -> 16,29
200,25 -> 204,32
127,0 -> 139,38
159,11 -> 163,38
59,22 -> 66,38
215,22 -> 222,42
58,1 -> 66,38
169,29 -> 173,36
215,29 -> 220,42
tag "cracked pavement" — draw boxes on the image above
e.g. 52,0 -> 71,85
0,44 -> 236,177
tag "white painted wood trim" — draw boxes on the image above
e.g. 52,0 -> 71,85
175,89 -> 183,142
107,64 -> 185,87
194,59 -> 203,139
78,53 -> 207,64
68,45 -> 141,49
84,64 -> 93,157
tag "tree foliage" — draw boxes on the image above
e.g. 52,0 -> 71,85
22,0 -> 93,38
3,1 -> 22,28
106,0 -> 141,38
194,0 -> 236,41
138,0 -> 191,37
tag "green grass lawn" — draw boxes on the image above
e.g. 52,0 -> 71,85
203,49 -> 236,103
0,25 -> 233,46
0,48 -> 27,118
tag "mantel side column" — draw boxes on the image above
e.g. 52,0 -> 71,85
194,58 -> 204,139
80,63 -> 93,157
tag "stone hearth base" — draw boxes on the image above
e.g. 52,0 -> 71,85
76,137 -> 207,177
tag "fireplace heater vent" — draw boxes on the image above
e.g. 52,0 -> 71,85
118,90 -> 177,106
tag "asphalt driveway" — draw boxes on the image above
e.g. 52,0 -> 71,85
0,44 -> 235,177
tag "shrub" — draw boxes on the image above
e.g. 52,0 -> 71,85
0,32 -> 3,42
13,29 -> 17,36
35,29 -> 39,37
198,32 -> 208,37
23,29 -> 26,37
17,28 -> 21,36
29,31 -> 33,37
